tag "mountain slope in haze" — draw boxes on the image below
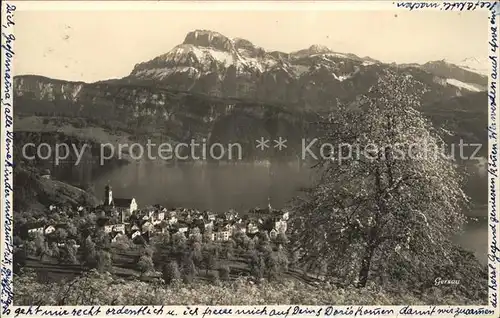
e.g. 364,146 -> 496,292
13,73 -> 487,162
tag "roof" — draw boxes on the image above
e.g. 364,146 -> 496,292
114,198 -> 133,207
25,222 -> 47,230
154,222 -> 168,229
109,231 -> 124,239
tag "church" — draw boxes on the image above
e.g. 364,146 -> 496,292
104,185 -> 138,221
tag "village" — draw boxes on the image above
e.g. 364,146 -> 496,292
25,184 -> 290,248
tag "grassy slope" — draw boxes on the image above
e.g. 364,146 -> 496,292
14,269 -> 481,306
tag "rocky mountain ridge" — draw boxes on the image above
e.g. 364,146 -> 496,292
13,29 -> 488,158
120,29 -> 487,107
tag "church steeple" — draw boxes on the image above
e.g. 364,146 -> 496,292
104,184 -> 113,206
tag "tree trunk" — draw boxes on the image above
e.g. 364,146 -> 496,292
357,244 -> 375,287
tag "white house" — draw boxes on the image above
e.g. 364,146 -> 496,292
130,230 -> 141,240
212,230 -> 230,242
204,220 -> 214,229
167,216 -> 178,225
44,225 -> 56,235
281,211 -> 290,221
103,224 -> 114,233
274,220 -> 287,233
155,210 -> 165,222
111,232 -> 126,243
141,221 -> 153,234
113,224 -> 126,234
232,224 -> 246,235
247,222 -> 259,235
28,227 -> 44,235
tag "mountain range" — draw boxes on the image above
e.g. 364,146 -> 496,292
119,29 -> 487,106
13,29 -> 487,156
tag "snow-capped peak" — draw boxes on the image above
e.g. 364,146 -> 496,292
129,30 -> 381,83
308,44 -> 332,54
183,29 -> 235,52
444,57 -> 489,76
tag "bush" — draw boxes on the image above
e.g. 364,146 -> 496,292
162,261 -> 181,285
207,271 -> 219,284
218,265 -> 230,281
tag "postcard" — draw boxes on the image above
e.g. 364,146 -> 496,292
1,1 -> 499,317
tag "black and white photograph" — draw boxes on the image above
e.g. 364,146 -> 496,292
2,0 -> 497,310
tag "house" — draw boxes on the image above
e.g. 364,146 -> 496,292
203,211 -> 216,221
274,220 -> 287,233
232,223 -> 246,235
247,222 -> 259,235
152,210 -> 165,225
221,222 -> 232,232
144,209 -> 155,220
167,210 -> 177,218
251,207 -> 271,216
167,216 -> 178,225
176,221 -> 189,235
154,210 -> 165,222
282,211 -> 289,221
140,220 -> 153,234
27,226 -> 44,235
212,230 -> 230,242
216,213 -> 226,223
204,220 -> 213,230
131,224 -> 140,232
44,225 -> 56,235
225,209 -> 237,221
113,223 -> 126,234
130,230 -> 141,240
154,222 -> 169,234
110,232 -> 126,243
41,169 -> 51,179
103,224 -> 114,233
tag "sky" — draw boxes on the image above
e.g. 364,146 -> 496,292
13,1 -> 488,83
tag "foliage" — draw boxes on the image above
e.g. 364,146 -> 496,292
162,261 -> 181,285
59,242 -> 78,264
96,250 -> 113,273
80,236 -> 98,269
290,69 -> 467,287
14,269 -> 485,305
207,271 -> 219,284
218,265 -> 230,281
202,244 -> 219,275
34,233 -> 49,261
137,255 -> 155,276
